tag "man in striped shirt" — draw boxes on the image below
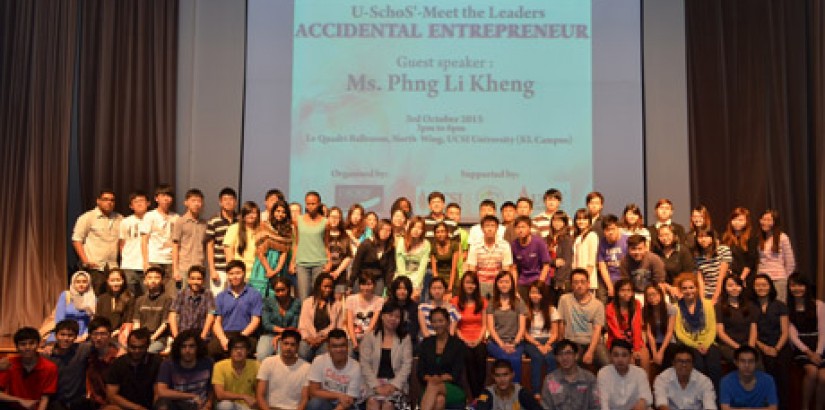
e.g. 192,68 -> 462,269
532,188 -> 563,238
206,187 -> 238,296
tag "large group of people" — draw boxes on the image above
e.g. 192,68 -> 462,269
0,184 -> 815,410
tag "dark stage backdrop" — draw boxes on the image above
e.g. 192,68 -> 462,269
686,0 -> 825,294
0,0 -> 177,335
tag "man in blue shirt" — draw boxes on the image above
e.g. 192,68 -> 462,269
209,260 -> 263,359
720,345 -> 778,410
596,214 -> 627,301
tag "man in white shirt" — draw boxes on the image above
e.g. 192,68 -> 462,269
467,199 -> 506,247
257,329 -> 310,410
120,191 -> 150,295
306,329 -> 362,410
653,345 -> 716,410
597,339 -> 652,410
141,184 -> 179,296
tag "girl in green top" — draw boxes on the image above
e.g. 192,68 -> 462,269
395,216 -> 430,301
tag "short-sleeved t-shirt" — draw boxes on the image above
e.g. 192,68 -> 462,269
104,354 -> 162,409
222,223 -> 257,275
419,302 -> 461,337
120,214 -> 146,270
140,209 -> 178,264
257,355 -> 310,409
308,354 -> 362,399
467,240 -> 513,284
345,294 -> 384,340
510,235 -> 551,285
171,214 -> 208,273
715,302 -> 757,346
597,235 -> 628,283
215,286 -> 264,332
157,357 -> 214,402
720,371 -> 778,408
0,356 -> 58,403
756,300 -> 790,346
133,292 -> 173,333
486,299 -> 528,343
528,306 -> 561,339
212,359 -> 259,399
557,293 -> 606,345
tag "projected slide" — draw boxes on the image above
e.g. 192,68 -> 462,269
290,1 -> 590,213
243,0 -> 643,220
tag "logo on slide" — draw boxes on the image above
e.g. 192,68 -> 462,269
336,185 -> 384,212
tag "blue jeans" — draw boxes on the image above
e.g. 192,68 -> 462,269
523,338 -> 558,393
256,333 -> 279,362
487,340 -> 525,383
307,397 -> 357,410
299,340 -> 328,363
296,264 -> 325,301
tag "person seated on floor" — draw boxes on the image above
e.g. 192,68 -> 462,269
540,339 -> 599,410
212,335 -> 259,410
597,339 -> 653,410
155,329 -> 214,410
103,328 -> 162,410
476,359 -> 541,410
210,260 -> 263,360
85,317 -> 121,409
653,344 -> 717,410
306,328 -> 362,410
720,345 -> 778,410
256,329 -> 310,410
45,319 -> 94,410
0,326 -> 58,410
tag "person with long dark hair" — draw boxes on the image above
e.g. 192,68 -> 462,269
686,204 -> 714,251
522,281 -> 560,398
572,208 -> 599,299
787,272 -> 825,410
257,276 -> 301,361
387,276 -> 420,345
545,210 -> 573,298
418,307 -> 467,410
753,273 -> 792,409
653,224 -> 695,298
430,221 -> 459,297
250,199 -> 293,296
396,216 -> 431,301
224,201 -> 261,278
451,271 -> 487,398
721,207 -> 759,286
715,275 -> 757,363
643,284 -> 676,369
486,272 -> 528,383
694,227 -> 731,304
155,329 -> 214,409
359,302 -> 413,410
297,273 -> 342,362
323,206 -> 352,296
757,209 -> 796,302
96,268 -> 135,346
351,219 -> 396,296
346,272 -> 384,355
605,279 -> 650,375
619,203 -> 650,242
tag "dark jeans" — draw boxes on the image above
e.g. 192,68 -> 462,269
463,340 -> 488,398
763,345 -> 793,410
687,344 -> 723,394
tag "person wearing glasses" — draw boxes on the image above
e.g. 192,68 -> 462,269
540,340 -> 599,410
476,359 -> 541,410
72,189 -> 123,294
653,345 -> 717,410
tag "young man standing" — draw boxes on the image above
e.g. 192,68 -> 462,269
86,317 -> 121,409
423,191 -> 458,244
720,346 -> 778,410
619,235 -> 667,301
72,188 -> 122,294
104,328 -> 162,410
210,260 -> 263,359
0,327 -> 58,410
648,199 -> 687,251
172,188 -> 208,290
653,345 -> 716,410
141,184 -> 179,297
500,201 -> 518,243
213,335 -> 260,410
155,330 -> 214,410
466,215 -> 513,299
476,359 -> 541,410
556,268 -> 608,369
596,215 -> 628,300
120,191 -> 150,296
585,192 -> 605,238
540,340 -> 599,410
45,320 -> 94,410
206,187 -> 239,295
257,329 -> 310,410
467,199 -> 505,247
510,216 -> 551,302
596,339 -> 652,410
132,266 -> 174,353
306,329 -> 362,410
290,191 -> 328,301
532,189 -> 563,238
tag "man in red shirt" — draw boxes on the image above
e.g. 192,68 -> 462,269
0,327 -> 58,410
